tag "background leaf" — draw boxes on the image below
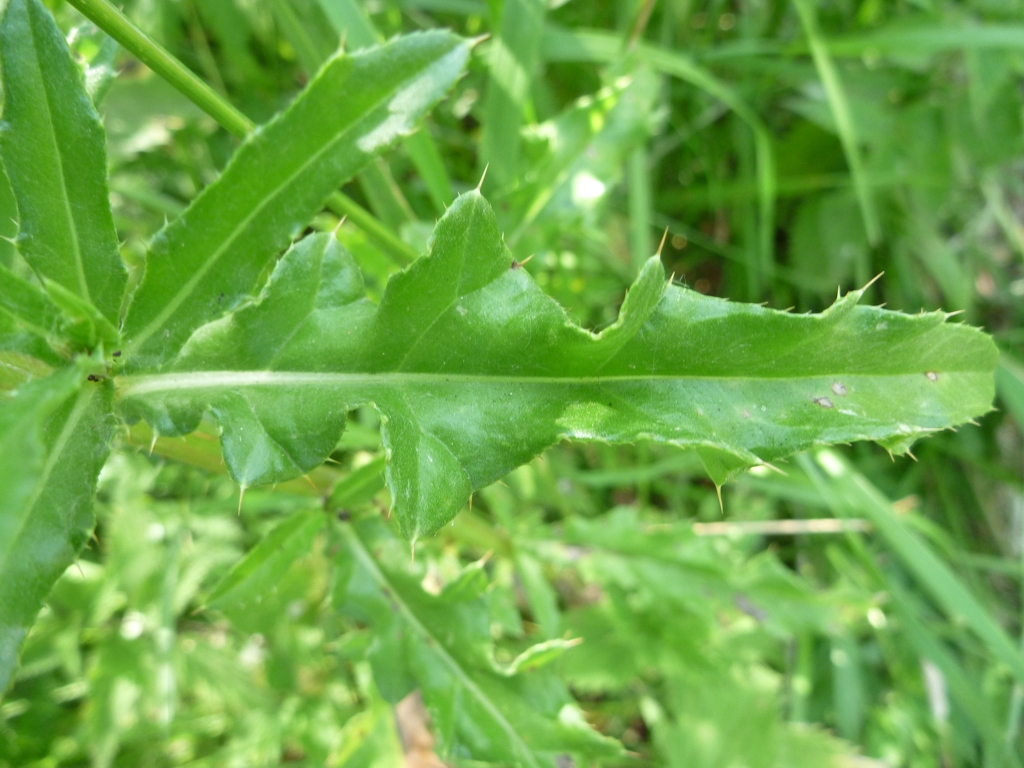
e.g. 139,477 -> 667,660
336,515 -> 620,766
205,508 -> 326,612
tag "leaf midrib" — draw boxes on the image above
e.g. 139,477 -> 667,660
126,44 -> 460,359
115,368 -> 982,397
340,523 -> 541,768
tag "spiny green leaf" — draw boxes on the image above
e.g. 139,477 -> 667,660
0,366 -> 115,694
115,192 -> 997,541
0,0 -> 127,324
313,0 -> 456,214
336,516 -> 621,766
205,508 -> 326,611
120,30 -> 472,372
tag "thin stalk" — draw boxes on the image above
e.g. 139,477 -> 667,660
626,0 -> 658,49
63,0 -> 417,264
692,518 -> 871,536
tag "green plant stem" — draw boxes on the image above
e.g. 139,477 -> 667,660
64,0 -> 250,136
62,0 -> 417,265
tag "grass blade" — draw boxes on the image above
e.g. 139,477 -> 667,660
793,0 -> 881,247
481,0 -> 547,187
804,450 -> 1024,687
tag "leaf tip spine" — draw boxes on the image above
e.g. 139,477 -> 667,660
656,227 -> 669,257
862,271 -> 884,292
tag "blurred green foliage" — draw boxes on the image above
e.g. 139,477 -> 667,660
2,0 -> 1024,765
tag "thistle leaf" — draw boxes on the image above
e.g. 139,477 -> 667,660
0,367 -> 115,693
120,30 -> 472,372
0,0 -> 127,324
116,192 -> 998,540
